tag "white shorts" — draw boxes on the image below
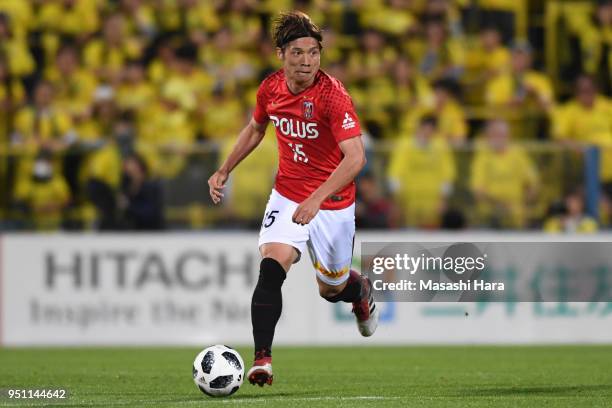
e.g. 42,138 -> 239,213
258,189 -> 355,286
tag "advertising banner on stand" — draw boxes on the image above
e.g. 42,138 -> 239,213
2,233 -> 612,346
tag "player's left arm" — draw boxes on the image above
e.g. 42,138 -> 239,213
291,136 -> 366,225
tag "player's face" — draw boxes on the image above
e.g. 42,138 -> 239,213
278,37 -> 321,86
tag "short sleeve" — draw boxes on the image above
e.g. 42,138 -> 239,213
252,81 -> 269,124
323,80 -> 362,143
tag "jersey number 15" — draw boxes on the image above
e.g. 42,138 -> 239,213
288,143 -> 308,163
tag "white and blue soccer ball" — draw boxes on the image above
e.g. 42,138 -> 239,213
192,345 -> 244,397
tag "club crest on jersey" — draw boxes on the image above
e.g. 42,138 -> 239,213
302,100 -> 314,119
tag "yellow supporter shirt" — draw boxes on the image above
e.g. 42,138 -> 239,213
352,76 -> 396,133
0,38 -> 35,77
563,3 -> 592,35
12,108 -> 73,200
564,4 -> 612,77
486,48 -> 511,75
257,0 -> 294,14
360,5 -> 416,35
0,79 -> 25,105
388,137 -> 456,225
14,107 -> 73,148
466,46 -> 511,76
139,103 -> 195,178
45,68 -> 98,116
154,0 -> 222,32
478,0 -> 521,11
584,31 -> 612,84
14,174 -> 70,230
116,81 -> 156,113
37,0 -> 99,36
409,37 -> 465,82
470,144 -> 538,228
83,141 -> 122,189
163,71 -> 214,107
73,117 -> 104,144
471,145 -> 537,203
401,101 -> 467,144
143,107 -> 194,145
187,2 -> 221,33
198,44 -> 252,90
36,0 -> 99,65
148,58 -> 179,85
223,13 -> 263,48
394,76 -> 435,114
0,0 -> 33,39
544,216 -> 598,234
0,79 -> 25,141
486,71 -> 554,106
153,0 -> 181,32
123,4 -> 157,36
221,131 -> 277,220
347,47 -> 397,80
83,39 -> 142,78
553,97 -> 612,181
201,97 -> 244,141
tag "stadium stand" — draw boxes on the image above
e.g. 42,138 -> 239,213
0,0 -> 610,231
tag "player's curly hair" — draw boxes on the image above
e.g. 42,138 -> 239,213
271,11 -> 322,50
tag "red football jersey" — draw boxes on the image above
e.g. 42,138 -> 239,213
253,69 -> 362,210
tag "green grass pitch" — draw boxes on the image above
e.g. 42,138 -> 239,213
1,346 -> 611,407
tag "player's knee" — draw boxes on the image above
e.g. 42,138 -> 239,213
257,258 -> 287,291
319,284 -> 343,301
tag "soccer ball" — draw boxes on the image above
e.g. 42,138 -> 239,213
192,345 -> 244,397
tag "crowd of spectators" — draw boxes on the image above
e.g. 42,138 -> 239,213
0,0 -> 610,231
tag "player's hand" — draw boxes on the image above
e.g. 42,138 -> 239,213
208,170 -> 228,204
292,195 -> 323,225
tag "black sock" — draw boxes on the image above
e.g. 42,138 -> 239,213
323,270 -> 363,303
251,258 -> 286,357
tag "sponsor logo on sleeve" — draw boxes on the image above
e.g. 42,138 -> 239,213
342,112 -> 356,130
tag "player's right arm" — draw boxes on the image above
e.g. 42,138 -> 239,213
209,77 -> 271,204
208,118 -> 268,204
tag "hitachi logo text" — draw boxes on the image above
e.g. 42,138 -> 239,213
270,115 -> 319,139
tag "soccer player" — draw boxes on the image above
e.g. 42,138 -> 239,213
208,11 -> 378,387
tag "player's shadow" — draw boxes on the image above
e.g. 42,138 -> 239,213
465,384 -> 612,397
73,392 -> 299,407
229,391 -> 298,400
169,391 -> 298,402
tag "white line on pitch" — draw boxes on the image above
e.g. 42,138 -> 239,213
0,396 -> 402,407
215,396 -> 402,404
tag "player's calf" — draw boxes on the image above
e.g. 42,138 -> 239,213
321,270 -> 379,337
320,269 -> 363,303
249,258 -> 286,387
